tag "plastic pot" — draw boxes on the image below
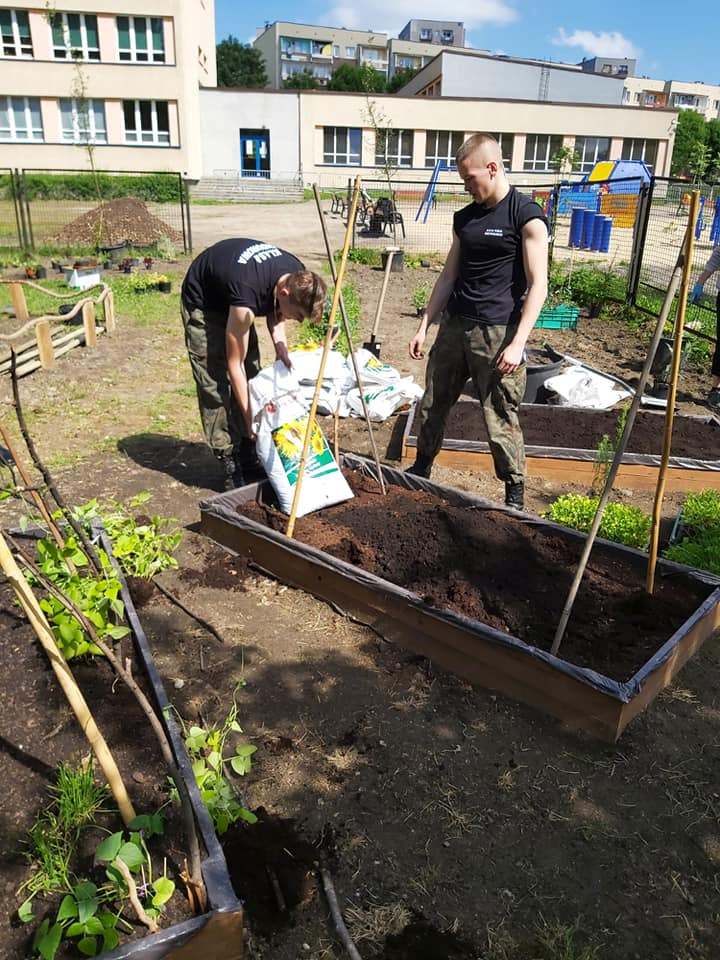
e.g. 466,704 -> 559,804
523,348 -> 565,403
100,241 -> 128,261
382,249 -> 404,273
158,281 -> 172,293
35,265 -> 47,279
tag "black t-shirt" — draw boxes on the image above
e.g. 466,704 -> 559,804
181,238 -> 304,322
448,188 -> 548,325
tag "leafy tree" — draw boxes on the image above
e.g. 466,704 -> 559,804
328,63 -> 386,93
216,35 -> 267,88
671,109 -> 708,177
386,67 -> 418,93
282,69 -> 320,90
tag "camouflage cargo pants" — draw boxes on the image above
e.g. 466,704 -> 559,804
181,302 -> 261,459
416,313 -> 526,484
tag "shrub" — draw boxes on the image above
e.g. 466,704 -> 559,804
19,173 -> 182,203
546,494 -> 651,549
664,530 -> 720,575
339,247 -> 381,267
412,282 -> 431,312
295,279 -> 361,356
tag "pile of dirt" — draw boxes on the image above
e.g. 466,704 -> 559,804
52,197 -> 182,247
178,546 -> 251,590
442,401 -> 720,459
238,471 -> 712,681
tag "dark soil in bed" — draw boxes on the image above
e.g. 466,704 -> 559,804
238,472 -> 713,682
439,401 -> 720,460
0,580 -> 193,958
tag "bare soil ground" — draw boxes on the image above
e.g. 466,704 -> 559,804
1,259 -> 719,958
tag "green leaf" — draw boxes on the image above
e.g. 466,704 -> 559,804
59,621 -> 77,643
36,922 -> 63,960
82,917 -> 104,936
117,841 -> 146,870
129,812 -> 164,837
151,876 -> 175,907
207,750 -> 222,771
105,624 -> 131,640
102,927 -> 120,951
73,881 -> 98,901
237,744 -> 257,757
56,894 -> 78,922
98,910 -> 117,930
238,807 -> 258,825
77,936 -> 98,957
230,755 -> 252,776
95,831 -> 123,863
67,922 -> 86,937
17,897 -> 34,923
229,720 -> 242,732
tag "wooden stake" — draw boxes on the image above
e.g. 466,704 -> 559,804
0,531 -> 136,825
9,283 -> 29,323
333,403 -> 340,463
646,190 -> 700,594
82,300 -> 97,348
104,289 -> 116,335
551,248 -> 688,657
35,319 -> 55,370
312,183 -> 386,495
369,247 -> 396,343
286,177 -> 362,538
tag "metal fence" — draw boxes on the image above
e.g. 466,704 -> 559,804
0,168 -> 192,253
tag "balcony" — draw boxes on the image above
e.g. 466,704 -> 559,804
361,56 -> 387,70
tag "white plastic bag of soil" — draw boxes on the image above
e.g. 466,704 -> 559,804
347,349 -> 403,386
289,345 -> 349,385
250,366 -> 353,518
346,379 -> 424,421
298,381 -> 344,416
543,365 -> 630,410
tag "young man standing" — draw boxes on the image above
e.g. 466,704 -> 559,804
181,238 -> 326,489
691,244 -> 720,410
407,134 -> 549,509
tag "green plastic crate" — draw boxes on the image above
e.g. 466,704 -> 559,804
536,304 -> 580,330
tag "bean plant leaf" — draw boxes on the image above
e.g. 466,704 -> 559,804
35,921 -> 63,960
17,897 -> 34,923
77,936 -> 99,957
95,832 -> 123,863
105,624 -> 131,640
238,807 -> 258,825
151,876 -> 175,907
117,841 -> 146,871
103,927 -> 120,950
56,894 -> 78,922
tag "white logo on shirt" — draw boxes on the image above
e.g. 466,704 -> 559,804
484,228 -> 503,236
237,243 -> 283,264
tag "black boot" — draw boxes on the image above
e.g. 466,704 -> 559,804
220,453 -> 242,491
405,455 -> 433,479
505,480 -> 524,510
235,438 -> 265,483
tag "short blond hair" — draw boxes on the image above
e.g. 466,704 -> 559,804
456,133 -> 501,166
287,270 -> 327,323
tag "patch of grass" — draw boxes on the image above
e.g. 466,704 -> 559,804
536,919 -> 600,960
53,762 -> 108,831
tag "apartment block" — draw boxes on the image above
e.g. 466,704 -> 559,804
398,19 -> 465,48
198,87 -> 675,186
0,1 -> 216,177
578,56 -> 636,79
623,76 -> 720,120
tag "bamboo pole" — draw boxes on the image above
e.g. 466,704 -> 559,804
0,421 -> 66,551
551,247 -> 688,658
9,283 -> 29,323
35,320 -> 55,370
0,531 -> 136,825
369,247 -> 396,342
646,190 -> 700,594
286,177 -> 361,538
312,183 -> 386,495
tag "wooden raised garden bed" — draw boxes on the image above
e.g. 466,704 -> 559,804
200,456 -> 720,742
1,527 -> 243,960
401,400 -> 720,492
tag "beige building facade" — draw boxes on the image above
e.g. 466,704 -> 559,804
624,76 -> 720,120
0,1 -> 216,177
199,88 -> 676,185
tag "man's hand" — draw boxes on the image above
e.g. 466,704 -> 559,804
691,281 -> 704,304
409,326 -> 427,360
275,342 -> 292,370
496,341 -> 524,376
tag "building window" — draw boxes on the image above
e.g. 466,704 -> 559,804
122,99 -> 170,145
441,30 -> 454,43
51,12 -> 100,61
376,128 -> 413,167
282,62 -> 330,81
419,28 -> 432,41
0,8 -> 32,58
345,45 -> 356,57
60,98 -> 107,143
523,134 -> 563,172
425,130 -> 463,167
395,55 -> 418,69
491,133 -> 514,168
573,136 -> 610,173
117,16 -> 165,63
601,64 -> 612,74
323,126 -> 361,165
617,64 -> 628,75
621,138 -> 658,170
0,96 -> 43,141
332,44 -> 340,57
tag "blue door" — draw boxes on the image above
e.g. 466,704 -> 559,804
240,130 -> 270,178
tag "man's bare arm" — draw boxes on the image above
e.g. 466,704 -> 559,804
409,233 -> 461,359
496,219 -> 549,375
226,305 -> 256,436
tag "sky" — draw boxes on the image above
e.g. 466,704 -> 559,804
214,0 -> 717,86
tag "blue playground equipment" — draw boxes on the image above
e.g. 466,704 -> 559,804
557,158 -> 652,215
711,197 -> 720,246
415,160 -> 455,223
